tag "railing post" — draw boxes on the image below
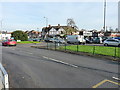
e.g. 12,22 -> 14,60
47,42 -> 48,49
118,47 -> 120,58
118,47 -> 120,62
65,43 -> 66,51
93,45 -> 95,55
114,47 -> 116,58
77,44 -> 79,52
55,42 -> 56,50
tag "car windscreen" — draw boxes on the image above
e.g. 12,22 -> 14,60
9,40 -> 15,41
3,40 -> 8,42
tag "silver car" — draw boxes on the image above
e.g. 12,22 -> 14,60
54,38 -> 66,44
103,39 -> 120,47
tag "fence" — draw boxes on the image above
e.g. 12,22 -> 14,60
0,63 -> 9,89
46,42 -> 120,58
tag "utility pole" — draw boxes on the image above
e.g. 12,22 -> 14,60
0,20 -> 3,40
0,21 -> 2,29
44,17 -> 49,49
118,1 -> 120,31
44,17 -> 48,27
103,0 -> 106,32
44,17 -> 49,36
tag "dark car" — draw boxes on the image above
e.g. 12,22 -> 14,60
85,38 -> 93,43
44,38 -> 53,42
33,38 -> 41,42
113,37 -> 120,40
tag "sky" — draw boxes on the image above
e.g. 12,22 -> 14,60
118,1 -> 120,30
0,1 -> 118,32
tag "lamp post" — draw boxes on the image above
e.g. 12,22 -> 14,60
44,17 -> 48,27
0,20 -> 3,29
44,17 -> 49,36
0,20 -> 3,40
103,0 -> 106,32
44,17 -> 49,49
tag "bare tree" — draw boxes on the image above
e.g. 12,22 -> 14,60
109,27 -> 114,32
115,28 -> 119,32
67,18 -> 79,30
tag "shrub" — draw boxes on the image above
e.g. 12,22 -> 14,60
11,30 -> 28,41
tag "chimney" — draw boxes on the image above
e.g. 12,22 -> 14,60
58,24 -> 60,27
49,25 -> 51,27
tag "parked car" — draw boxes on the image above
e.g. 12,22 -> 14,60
28,38 -> 34,41
44,38 -> 53,42
54,38 -> 66,44
101,37 -> 108,42
2,39 -> 17,46
49,38 -> 56,42
66,35 -> 86,44
85,38 -> 93,43
103,39 -> 120,47
33,38 -> 41,42
113,37 -> 120,40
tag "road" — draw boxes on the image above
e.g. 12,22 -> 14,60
1,43 -> 120,88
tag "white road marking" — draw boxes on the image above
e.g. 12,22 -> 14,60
112,77 -> 120,81
42,56 -> 78,68
43,56 -> 49,59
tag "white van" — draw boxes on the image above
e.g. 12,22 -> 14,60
66,35 -> 86,44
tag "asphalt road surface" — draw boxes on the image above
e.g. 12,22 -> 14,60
1,43 -> 120,88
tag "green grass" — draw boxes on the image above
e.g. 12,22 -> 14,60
60,45 -> 120,57
17,41 -> 40,44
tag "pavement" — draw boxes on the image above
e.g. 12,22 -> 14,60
1,43 -> 120,88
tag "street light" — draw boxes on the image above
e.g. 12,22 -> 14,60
0,20 -> 3,30
44,17 -> 48,27
44,17 -> 49,36
0,19 -> 3,40
44,17 -> 49,49
103,0 -> 106,32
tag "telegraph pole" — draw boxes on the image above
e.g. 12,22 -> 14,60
0,20 -> 3,40
0,20 -> 3,30
44,17 -> 48,27
44,17 -> 49,49
103,0 -> 106,32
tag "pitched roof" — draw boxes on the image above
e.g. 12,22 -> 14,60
42,25 -> 77,32
25,30 -> 41,34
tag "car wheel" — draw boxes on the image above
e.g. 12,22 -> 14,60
118,44 -> 120,47
78,42 -> 81,45
7,45 -> 10,47
82,43 -> 85,45
104,43 -> 108,46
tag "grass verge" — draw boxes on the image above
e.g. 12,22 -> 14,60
59,45 -> 120,58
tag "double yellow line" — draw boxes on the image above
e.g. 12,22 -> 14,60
92,79 -> 120,88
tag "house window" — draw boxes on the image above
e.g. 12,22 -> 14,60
61,31 -> 63,34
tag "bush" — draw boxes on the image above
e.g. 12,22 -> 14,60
11,30 -> 28,41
